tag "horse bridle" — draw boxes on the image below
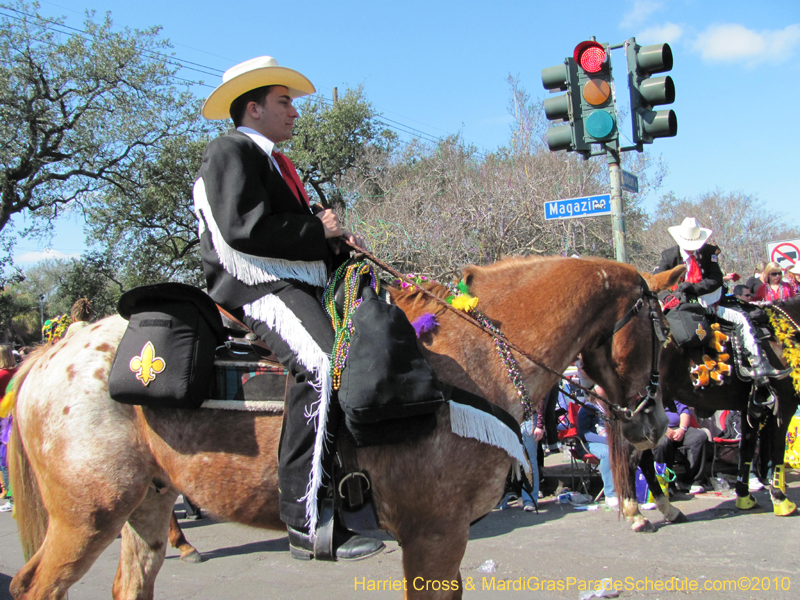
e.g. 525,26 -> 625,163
594,277 -> 667,422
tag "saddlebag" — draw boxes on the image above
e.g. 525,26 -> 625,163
338,287 -> 446,446
665,300 -> 710,348
109,283 -> 226,409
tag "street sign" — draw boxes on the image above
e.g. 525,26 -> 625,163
544,194 -> 612,220
767,239 -> 800,270
621,170 -> 639,193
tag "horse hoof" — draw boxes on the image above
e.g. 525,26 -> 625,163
180,549 -> 203,563
735,494 -> 758,510
666,511 -> 689,524
773,499 -> 797,517
632,520 -> 657,533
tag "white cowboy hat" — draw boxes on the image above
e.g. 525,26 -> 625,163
668,217 -> 712,251
202,56 -> 316,120
790,263 -> 800,275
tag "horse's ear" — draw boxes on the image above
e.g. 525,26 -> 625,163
642,265 -> 686,292
462,266 -> 477,289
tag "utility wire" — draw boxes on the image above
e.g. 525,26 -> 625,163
3,4 -> 485,148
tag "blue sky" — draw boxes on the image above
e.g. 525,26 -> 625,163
11,0 -> 800,264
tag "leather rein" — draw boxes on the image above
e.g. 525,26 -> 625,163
344,240 -> 665,423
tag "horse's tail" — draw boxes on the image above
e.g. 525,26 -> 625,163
7,348 -> 51,561
607,418 -> 637,505
9,415 -> 48,561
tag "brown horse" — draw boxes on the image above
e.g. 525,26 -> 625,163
8,256 -> 678,600
612,297 -> 800,533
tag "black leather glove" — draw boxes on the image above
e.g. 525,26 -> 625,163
676,281 -> 694,294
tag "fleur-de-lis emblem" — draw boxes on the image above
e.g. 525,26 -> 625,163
129,341 -> 166,386
695,323 -> 706,341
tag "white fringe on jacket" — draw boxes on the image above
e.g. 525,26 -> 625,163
193,178 -> 328,288
243,294 -> 333,534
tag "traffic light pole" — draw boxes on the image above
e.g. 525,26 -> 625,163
607,149 -> 627,263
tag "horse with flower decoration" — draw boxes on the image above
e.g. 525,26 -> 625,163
8,255 -> 679,600
611,297 -> 800,533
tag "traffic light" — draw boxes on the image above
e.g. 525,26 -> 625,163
625,39 -> 677,146
541,58 -> 589,153
572,41 -> 618,148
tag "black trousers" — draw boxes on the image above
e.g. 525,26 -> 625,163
653,428 -> 709,486
542,385 -> 560,447
243,282 -> 335,530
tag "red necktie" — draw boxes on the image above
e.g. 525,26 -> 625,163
686,254 -> 702,283
272,151 -> 310,210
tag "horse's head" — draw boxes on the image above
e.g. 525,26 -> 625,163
578,263 -> 683,450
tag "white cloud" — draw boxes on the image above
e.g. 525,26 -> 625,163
638,22 -> 684,45
693,23 -> 800,65
620,0 -> 663,29
14,249 -> 81,264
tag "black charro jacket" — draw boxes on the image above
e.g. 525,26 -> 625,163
194,129 -> 334,310
654,244 -> 724,299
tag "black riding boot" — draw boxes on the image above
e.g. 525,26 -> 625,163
287,524 -> 385,561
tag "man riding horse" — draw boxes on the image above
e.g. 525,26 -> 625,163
654,217 -> 789,408
193,56 -> 383,561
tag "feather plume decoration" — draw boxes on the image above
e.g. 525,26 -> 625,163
451,295 -> 479,311
411,313 -> 438,337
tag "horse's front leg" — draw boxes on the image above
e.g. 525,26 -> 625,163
399,519 -> 469,600
760,414 -> 797,516
613,443 -> 657,533
734,413 -> 760,510
639,449 -> 688,525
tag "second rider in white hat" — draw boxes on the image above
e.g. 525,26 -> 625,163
654,217 -> 789,401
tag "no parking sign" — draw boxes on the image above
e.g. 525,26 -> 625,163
767,239 -> 800,270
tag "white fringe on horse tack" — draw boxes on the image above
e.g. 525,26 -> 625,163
243,294 -> 332,534
193,178 -> 328,288
200,400 -> 284,413
713,305 -> 760,356
448,400 -> 527,479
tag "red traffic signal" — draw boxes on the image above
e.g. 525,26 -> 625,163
574,41 -> 608,73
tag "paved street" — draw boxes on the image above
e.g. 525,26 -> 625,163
1,455 -> 798,600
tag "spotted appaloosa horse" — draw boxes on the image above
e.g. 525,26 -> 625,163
611,297 -> 800,533
8,256 -> 680,600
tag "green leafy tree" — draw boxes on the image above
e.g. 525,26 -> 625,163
11,254 -> 121,329
0,0 -> 199,264
85,131 -> 218,288
0,286 -> 38,344
285,86 -> 397,209
86,87 -> 393,286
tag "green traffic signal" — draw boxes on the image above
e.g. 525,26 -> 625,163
626,40 -> 677,145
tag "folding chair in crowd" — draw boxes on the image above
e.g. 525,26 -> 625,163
710,409 -> 741,475
557,402 -> 603,500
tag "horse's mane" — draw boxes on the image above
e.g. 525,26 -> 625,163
389,254 -> 619,313
462,255 -> 550,277
389,278 -> 452,314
